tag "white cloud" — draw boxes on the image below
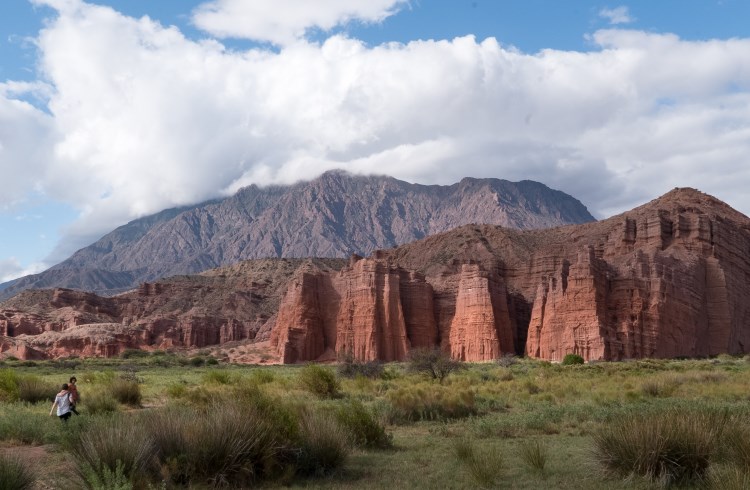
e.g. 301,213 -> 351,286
0,258 -> 47,283
599,6 -> 635,25
3,1 -> 750,263
192,0 -> 408,45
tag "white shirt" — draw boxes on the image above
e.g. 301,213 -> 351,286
55,391 -> 72,416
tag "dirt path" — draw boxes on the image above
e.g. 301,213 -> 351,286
0,443 -> 76,489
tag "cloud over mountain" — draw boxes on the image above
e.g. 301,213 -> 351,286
1,0 -> 749,262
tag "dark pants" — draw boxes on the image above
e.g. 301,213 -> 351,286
59,412 -> 72,422
71,404 -> 80,415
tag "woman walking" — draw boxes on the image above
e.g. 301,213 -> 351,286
50,383 -> 73,422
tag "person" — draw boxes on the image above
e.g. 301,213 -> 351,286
50,383 -> 73,422
68,376 -> 80,415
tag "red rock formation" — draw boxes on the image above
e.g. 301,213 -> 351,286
3,188 -> 750,364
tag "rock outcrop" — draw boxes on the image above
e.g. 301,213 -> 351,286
2,187 -> 750,363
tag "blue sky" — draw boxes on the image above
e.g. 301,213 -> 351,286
1,0 -> 750,282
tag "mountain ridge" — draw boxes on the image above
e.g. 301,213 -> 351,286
0,171 -> 594,300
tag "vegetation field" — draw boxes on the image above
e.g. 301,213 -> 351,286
0,350 -> 749,489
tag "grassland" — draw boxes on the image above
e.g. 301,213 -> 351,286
0,351 -> 749,489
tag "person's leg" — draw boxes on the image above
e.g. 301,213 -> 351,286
71,404 -> 80,415
59,412 -> 72,422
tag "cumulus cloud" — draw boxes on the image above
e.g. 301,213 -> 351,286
599,6 -> 635,25
0,258 -> 47,283
3,1 -> 750,262
192,0 -> 408,45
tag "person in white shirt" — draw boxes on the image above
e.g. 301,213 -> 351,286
50,383 -> 73,422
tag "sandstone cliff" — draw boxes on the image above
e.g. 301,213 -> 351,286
2,188 -> 749,363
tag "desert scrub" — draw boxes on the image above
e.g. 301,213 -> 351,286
453,437 -> 503,488
407,347 -> 463,383
331,399 -> 392,449
592,406 -> 727,485
296,410 -> 350,476
82,390 -> 120,415
0,369 -> 20,401
0,453 -> 35,490
202,369 -> 232,385
387,383 -> 476,422
519,439 -> 548,473
0,404 -> 59,444
336,351 -> 384,379
72,415 -> 157,487
561,354 -> 585,365
110,378 -> 142,406
298,364 -> 340,398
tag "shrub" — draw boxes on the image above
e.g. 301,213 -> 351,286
144,402 -> 277,486
0,369 -> 19,402
299,364 -> 340,398
120,349 -> 149,359
640,378 -> 678,398
79,459 -> 133,490
73,416 -> 157,487
592,407 -> 727,485
248,369 -> 275,385
334,400 -> 392,449
707,465 -> 750,490
453,438 -> 503,488
206,357 -> 219,366
0,453 -> 35,490
0,406 -> 57,444
17,376 -> 57,403
387,384 -> 476,422
519,439 -> 548,473
296,410 -> 350,476
166,383 -> 187,399
189,356 -> 205,367
561,354 -> 584,365
203,369 -> 232,385
337,351 -> 384,379
496,353 -> 518,368
407,347 -> 463,383
83,390 -> 120,415
110,379 -> 142,407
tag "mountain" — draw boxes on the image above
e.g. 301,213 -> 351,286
2,187 -> 749,363
0,171 -> 594,300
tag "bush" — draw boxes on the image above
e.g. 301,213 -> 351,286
453,438 -> 503,488
142,401 -> 277,486
296,411 -> 350,476
203,369 -> 232,385
0,406 -> 57,444
496,353 -> 518,368
407,347 -> 463,383
110,379 -> 142,407
592,407 -> 726,485
189,357 -> 205,367
83,390 -> 120,415
519,439 -> 548,473
334,400 -> 392,449
73,416 -> 157,487
79,459 -> 132,490
0,453 -> 35,490
17,376 -> 57,404
337,352 -> 384,379
299,364 -> 340,398
0,369 -> 19,402
561,354 -> 584,365
387,384 -> 476,422
120,349 -> 149,359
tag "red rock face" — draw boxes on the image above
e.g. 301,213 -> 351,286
3,188 -> 750,364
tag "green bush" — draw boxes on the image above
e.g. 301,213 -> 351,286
0,369 -> 20,402
203,369 -> 232,385
83,390 -> 119,415
453,438 -> 503,488
296,410 -> 350,476
299,364 -> 340,398
407,348 -> 463,383
337,352 -> 384,379
110,379 -> 142,407
387,384 -> 476,422
334,400 -> 392,449
17,376 -> 57,404
592,407 -> 726,485
189,356 -> 206,367
119,349 -> 149,359
0,406 -> 57,444
73,416 -> 156,487
142,402 -> 277,486
0,453 -> 35,490
79,459 -> 133,490
561,354 -> 585,365
519,439 -> 548,473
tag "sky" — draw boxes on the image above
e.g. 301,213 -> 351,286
1,0 -> 750,283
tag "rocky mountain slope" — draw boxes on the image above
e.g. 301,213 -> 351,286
0,171 -> 594,301
3,187 -> 747,363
